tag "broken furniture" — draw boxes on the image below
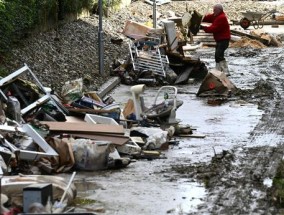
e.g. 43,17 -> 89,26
0,124 -> 58,160
163,20 -> 179,53
128,36 -> 170,83
0,64 -> 68,121
116,16 -> 207,86
162,18 -> 207,83
84,113 -> 141,156
123,20 -> 157,39
40,121 -> 129,146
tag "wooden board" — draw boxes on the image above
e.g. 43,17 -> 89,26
230,29 -> 269,45
176,134 -> 206,138
68,133 -> 129,146
41,121 -> 124,134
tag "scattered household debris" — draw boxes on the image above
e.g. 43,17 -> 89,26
1,174 -> 77,213
2,0 -> 284,213
3,8 -> 279,213
126,84 -> 183,126
112,12 -> 208,86
112,10 -> 282,87
197,69 -> 236,97
0,63 -> 204,213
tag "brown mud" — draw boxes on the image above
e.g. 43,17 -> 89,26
68,46 -> 284,215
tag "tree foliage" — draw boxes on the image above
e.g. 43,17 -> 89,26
0,0 -> 94,55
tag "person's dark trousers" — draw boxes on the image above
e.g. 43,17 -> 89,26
215,39 -> 229,63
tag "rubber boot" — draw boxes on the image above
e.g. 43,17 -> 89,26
215,62 -> 221,71
219,60 -> 230,76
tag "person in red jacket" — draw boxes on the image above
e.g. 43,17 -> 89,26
200,4 -> 231,76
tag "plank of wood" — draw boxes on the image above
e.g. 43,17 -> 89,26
176,134 -> 206,138
193,38 -> 215,42
41,121 -> 124,134
193,35 -> 214,39
230,29 -> 269,45
67,133 -> 129,146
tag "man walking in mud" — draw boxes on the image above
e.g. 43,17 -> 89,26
200,4 -> 231,76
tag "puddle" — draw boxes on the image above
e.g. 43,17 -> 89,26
79,81 -> 261,214
74,180 -> 100,196
173,179 -> 206,214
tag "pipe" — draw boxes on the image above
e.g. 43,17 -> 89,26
130,84 -> 146,120
130,84 -> 145,95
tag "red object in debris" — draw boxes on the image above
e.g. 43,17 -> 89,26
209,82 -> 215,89
3,207 -> 22,215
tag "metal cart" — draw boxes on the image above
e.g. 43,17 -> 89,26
239,9 -> 277,29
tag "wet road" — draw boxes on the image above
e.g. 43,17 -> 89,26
73,47 -> 284,214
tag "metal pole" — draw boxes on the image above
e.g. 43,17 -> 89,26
153,0 -> 157,29
98,0 -> 104,75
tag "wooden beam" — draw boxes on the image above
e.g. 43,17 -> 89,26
41,121 -> 124,134
176,134 -> 206,138
230,29 -> 269,45
67,133 -> 129,146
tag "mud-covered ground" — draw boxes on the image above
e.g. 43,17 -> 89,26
69,45 -> 284,215
4,0 -> 284,214
67,1 -> 284,212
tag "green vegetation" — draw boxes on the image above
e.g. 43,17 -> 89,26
93,0 -> 122,15
0,0 -> 95,56
61,0 -> 93,14
73,198 -> 97,205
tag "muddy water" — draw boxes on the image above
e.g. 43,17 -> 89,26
73,47 -> 284,214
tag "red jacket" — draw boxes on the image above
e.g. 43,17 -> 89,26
202,11 -> 231,42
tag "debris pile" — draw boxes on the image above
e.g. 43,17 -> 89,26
0,63 -> 204,214
229,28 -> 283,48
111,15 -> 208,86
230,37 -> 267,48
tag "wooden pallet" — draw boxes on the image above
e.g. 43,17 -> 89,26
192,31 -> 215,47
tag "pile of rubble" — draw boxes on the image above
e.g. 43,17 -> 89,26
0,62 -> 205,214
0,1 -> 283,212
